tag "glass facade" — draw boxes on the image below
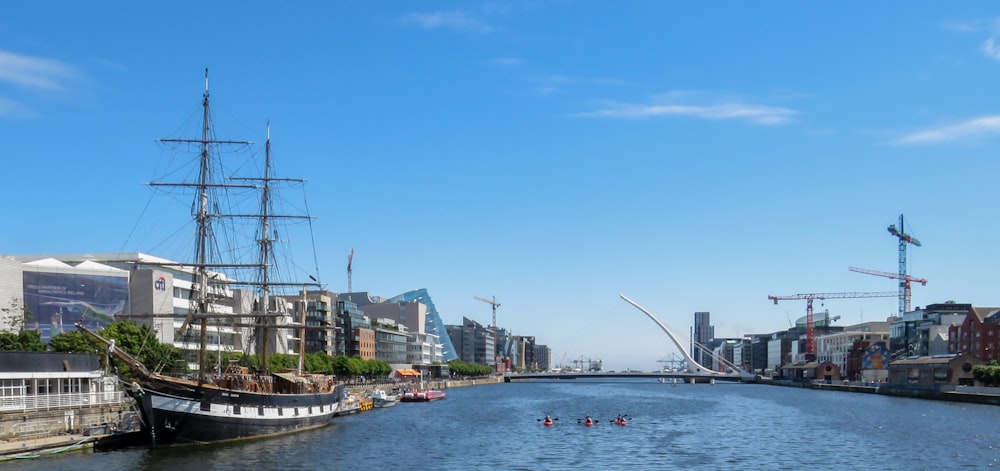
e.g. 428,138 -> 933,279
387,289 -> 458,362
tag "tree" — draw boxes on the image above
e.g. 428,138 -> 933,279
99,321 -> 189,378
0,297 -> 31,332
49,331 -> 101,354
0,330 -> 46,352
973,360 -> 1000,387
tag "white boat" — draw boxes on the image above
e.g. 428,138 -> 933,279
370,389 -> 398,408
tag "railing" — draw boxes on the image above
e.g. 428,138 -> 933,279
0,390 -> 129,413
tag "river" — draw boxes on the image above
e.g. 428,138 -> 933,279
6,379 -> 1000,470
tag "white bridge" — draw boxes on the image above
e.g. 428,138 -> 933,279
619,294 -> 754,380
509,295 -> 754,382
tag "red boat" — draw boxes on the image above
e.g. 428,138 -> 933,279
400,389 -> 447,402
543,418 -> 554,426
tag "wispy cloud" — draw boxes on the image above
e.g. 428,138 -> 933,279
0,50 -> 76,90
894,116 -> 1000,145
942,20 -> 981,33
401,11 -> 493,33
0,96 -> 35,118
576,93 -> 797,125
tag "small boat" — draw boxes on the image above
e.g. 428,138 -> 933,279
581,416 -> 595,427
400,389 -> 447,402
370,389 -> 399,408
613,418 -> 628,427
543,417 -> 554,427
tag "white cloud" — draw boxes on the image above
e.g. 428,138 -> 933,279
980,38 -> 1000,62
401,11 -> 493,33
894,116 -> 1000,145
942,20 -> 980,33
576,95 -> 797,125
0,96 -> 35,118
0,50 -> 76,90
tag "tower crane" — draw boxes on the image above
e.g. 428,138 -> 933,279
768,291 -> 896,358
474,295 -> 501,362
848,266 -> 927,314
887,214 -> 921,316
347,248 -> 354,293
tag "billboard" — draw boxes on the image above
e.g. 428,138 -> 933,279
23,271 -> 129,342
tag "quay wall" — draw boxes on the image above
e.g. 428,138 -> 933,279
0,401 -> 134,441
768,379 -> 1000,406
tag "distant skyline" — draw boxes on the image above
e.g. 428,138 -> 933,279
4,2 -> 1000,371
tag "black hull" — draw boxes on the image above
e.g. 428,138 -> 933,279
135,382 -> 345,447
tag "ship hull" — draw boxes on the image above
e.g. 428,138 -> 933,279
135,383 -> 344,447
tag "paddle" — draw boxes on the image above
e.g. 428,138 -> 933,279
537,417 -> 559,421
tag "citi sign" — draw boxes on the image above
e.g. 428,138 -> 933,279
154,276 -> 167,292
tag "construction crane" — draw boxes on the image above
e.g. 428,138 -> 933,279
474,295 -> 501,362
887,214 -> 921,316
768,291 -> 896,358
346,248 -> 354,293
848,266 -> 927,314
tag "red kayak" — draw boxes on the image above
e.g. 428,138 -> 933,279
614,419 -> 627,427
583,419 -> 594,427
544,419 -> 553,426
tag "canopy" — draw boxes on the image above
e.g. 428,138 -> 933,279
395,369 -> 421,377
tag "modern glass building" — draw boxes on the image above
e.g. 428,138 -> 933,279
387,288 -> 458,362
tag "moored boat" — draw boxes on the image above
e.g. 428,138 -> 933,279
400,389 -> 447,402
370,389 -> 399,408
77,69 -> 343,447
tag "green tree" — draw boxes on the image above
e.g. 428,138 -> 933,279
49,331 -> 101,354
99,321 -> 189,378
0,330 -> 46,351
973,360 -> 1000,387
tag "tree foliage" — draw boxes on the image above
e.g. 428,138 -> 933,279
0,330 -> 46,352
973,360 -> 1000,387
447,359 -> 493,377
49,331 -> 101,354
100,321 -> 189,378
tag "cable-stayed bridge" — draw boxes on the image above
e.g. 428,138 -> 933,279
508,295 -> 755,383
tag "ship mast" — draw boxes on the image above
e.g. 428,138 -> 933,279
153,69 -> 253,384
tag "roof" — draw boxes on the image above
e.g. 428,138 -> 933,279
890,354 -> 963,366
395,369 -> 420,377
782,361 -> 820,370
23,258 -> 72,268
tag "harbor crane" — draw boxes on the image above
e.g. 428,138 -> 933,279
848,266 -> 927,314
887,214 -> 922,316
768,291 -> 896,358
474,295 -> 501,360
347,248 -> 354,293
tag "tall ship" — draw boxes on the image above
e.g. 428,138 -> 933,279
79,70 -> 344,447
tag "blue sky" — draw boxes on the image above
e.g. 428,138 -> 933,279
4,2 -> 1000,371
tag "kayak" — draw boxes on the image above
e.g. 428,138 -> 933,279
543,419 -> 553,426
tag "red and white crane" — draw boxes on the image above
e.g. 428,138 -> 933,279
848,266 -> 927,314
768,291 -> 896,358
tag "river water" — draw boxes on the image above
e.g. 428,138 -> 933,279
6,379 -> 1000,470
